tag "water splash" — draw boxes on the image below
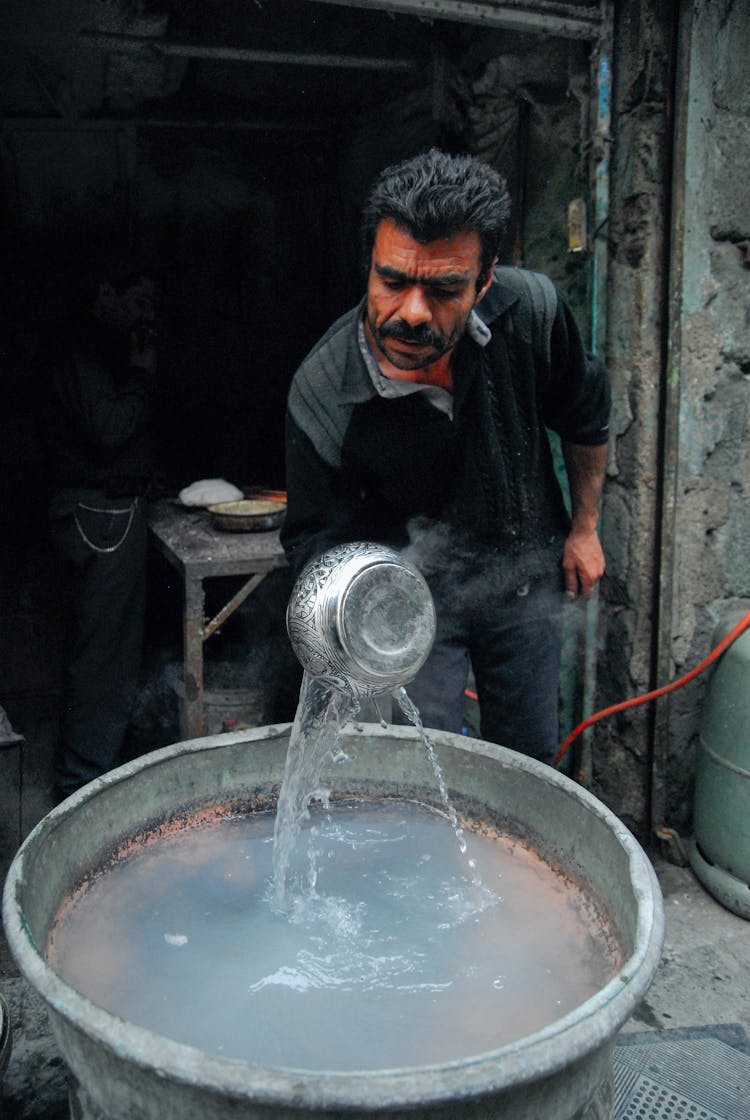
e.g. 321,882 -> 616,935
271,671 -> 358,913
394,687 -> 483,889
273,676 -> 486,913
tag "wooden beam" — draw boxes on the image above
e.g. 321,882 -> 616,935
307,0 -> 603,40
79,30 -> 417,71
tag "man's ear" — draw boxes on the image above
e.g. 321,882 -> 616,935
475,259 -> 497,303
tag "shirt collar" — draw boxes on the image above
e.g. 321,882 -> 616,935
473,269 -> 521,328
467,308 -> 491,347
337,297 -> 378,404
356,318 -> 453,417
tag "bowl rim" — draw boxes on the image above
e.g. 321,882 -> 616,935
207,499 -> 286,516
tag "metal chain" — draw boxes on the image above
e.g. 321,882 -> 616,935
73,498 -> 137,554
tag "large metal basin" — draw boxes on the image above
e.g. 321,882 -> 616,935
3,724 -> 663,1119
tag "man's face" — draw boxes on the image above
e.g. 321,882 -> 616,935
365,218 -> 493,372
96,276 -> 158,334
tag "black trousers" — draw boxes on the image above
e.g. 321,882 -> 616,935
49,489 -> 147,796
393,568 -> 564,765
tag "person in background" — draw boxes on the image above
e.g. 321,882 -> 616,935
281,149 -> 610,764
39,263 -> 159,800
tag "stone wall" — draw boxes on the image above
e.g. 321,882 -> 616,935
593,0 -> 750,841
592,1 -> 675,838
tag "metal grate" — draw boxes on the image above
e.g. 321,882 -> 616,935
615,1073 -> 729,1120
614,1031 -> 750,1120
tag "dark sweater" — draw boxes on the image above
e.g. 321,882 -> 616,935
39,314 -> 155,498
281,267 -> 610,578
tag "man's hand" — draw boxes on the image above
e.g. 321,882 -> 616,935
562,525 -> 605,599
129,327 -> 157,375
561,440 -> 608,599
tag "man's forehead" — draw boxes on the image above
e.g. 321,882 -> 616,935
372,218 -> 482,276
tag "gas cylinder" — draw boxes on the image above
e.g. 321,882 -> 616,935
689,606 -> 750,919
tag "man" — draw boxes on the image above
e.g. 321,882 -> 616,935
39,264 -> 159,799
281,150 -> 610,763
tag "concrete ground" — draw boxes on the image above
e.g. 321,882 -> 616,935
1,706 -> 749,1118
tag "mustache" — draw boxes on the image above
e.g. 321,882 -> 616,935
377,320 -> 448,349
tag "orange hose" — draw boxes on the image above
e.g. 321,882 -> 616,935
553,608 -> 750,768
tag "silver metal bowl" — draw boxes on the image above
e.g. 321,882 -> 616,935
208,499 -> 286,533
286,542 -> 436,697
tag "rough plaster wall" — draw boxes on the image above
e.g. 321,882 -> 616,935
661,0 -> 750,832
594,0 -> 750,842
591,2 -> 675,840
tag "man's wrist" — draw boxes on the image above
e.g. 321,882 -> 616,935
569,515 -> 599,535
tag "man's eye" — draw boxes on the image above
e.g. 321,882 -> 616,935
382,279 -> 404,291
433,288 -> 459,300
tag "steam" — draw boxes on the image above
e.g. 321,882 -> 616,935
128,630 -> 298,752
400,516 -> 563,607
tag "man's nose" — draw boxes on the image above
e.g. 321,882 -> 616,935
399,285 -> 432,324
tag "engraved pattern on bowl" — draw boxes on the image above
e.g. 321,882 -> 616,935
286,542 -> 436,697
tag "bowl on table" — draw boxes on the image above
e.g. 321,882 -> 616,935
207,499 -> 286,533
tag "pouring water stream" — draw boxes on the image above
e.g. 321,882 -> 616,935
272,672 -> 483,913
274,541 -> 480,913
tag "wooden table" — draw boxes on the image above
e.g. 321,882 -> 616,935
148,500 -> 287,738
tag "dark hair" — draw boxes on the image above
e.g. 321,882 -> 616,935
361,149 -> 511,284
72,252 -> 158,310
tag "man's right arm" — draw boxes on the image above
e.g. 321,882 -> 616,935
280,411 -> 363,577
282,306 -> 370,575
